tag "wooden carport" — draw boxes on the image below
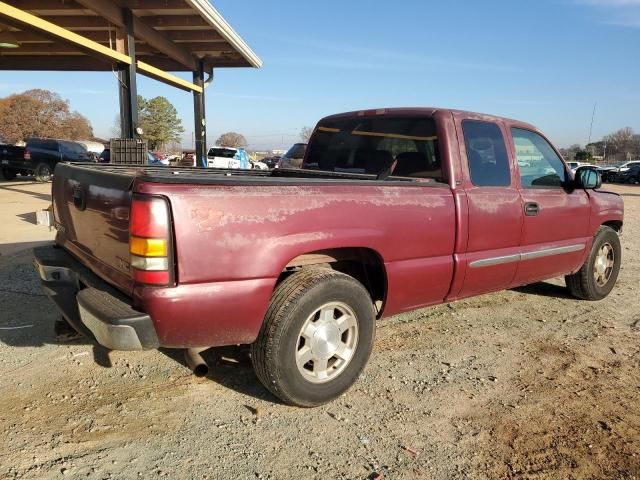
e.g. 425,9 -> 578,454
0,0 -> 262,165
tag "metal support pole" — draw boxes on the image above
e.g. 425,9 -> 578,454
118,8 -> 138,139
193,60 -> 207,167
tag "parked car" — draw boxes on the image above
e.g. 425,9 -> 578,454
1,138 -> 91,182
277,143 -> 307,169
35,107 -> 623,407
148,151 -> 169,166
610,160 -> 640,182
616,164 -> 640,184
262,155 -> 281,169
98,149 -> 110,163
597,163 -> 622,182
207,146 -> 241,169
251,160 -> 269,170
567,161 -> 597,172
176,150 -> 197,167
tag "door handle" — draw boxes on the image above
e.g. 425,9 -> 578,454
524,202 -> 539,216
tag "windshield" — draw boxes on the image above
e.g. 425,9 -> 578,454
208,148 -> 237,158
303,116 -> 442,181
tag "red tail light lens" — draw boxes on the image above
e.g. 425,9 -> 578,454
24,149 -> 31,160
130,197 -> 170,238
129,195 -> 174,286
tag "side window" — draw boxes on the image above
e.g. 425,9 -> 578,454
462,120 -> 511,186
511,128 -> 566,188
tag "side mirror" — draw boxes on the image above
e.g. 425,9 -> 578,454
574,166 -> 602,190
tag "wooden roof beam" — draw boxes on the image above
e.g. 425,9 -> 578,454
10,29 -> 225,43
71,0 -> 197,70
3,42 -> 234,55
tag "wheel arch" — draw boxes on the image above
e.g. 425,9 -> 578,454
278,247 -> 387,318
602,220 -> 623,233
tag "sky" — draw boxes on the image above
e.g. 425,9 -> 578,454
0,0 -> 639,150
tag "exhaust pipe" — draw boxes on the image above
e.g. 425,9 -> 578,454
184,347 -> 209,377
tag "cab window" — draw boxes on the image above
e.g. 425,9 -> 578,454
304,116 -> 443,182
511,128 -> 566,188
462,120 -> 511,187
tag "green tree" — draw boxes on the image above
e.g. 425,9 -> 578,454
575,150 -> 593,161
137,95 -> 184,150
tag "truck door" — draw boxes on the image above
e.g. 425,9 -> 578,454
453,119 -> 523,299
509,127 -> 590,285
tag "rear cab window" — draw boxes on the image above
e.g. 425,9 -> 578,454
511,128 -> 566,188
303,116 -> 444,182
284,143 -> 307,159
208,148 -> 237,158
462,120 -> 511,186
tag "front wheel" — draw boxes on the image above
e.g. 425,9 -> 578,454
566,226 -> 621,300
251,268 -> 375,407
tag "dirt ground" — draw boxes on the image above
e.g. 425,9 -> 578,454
0,178 -> 638,480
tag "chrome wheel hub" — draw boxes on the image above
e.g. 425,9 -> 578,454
295,302 -> 358,384
594,242 -> 614,287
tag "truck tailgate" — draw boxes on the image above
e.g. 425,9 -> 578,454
52,163 -> 136,294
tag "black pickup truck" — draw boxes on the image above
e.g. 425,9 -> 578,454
1,138 -> 91,182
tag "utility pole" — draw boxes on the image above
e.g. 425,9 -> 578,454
587,102 -> 597,146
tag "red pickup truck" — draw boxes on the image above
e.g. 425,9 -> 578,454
35,108 -> 623,407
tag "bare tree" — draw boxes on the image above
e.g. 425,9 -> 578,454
560,144 -> 582,161
300,126 -> 313,142
216,132 -> 247,148
604,127 -> 636,161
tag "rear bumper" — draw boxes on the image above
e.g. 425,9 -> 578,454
1,159 -> 34,171
33,245 -> 159,350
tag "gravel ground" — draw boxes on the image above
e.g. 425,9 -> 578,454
0,180 -> 638,480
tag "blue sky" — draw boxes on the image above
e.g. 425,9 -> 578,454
1,0 -> 639,150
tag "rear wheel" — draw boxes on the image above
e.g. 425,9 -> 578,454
1,168 -> 16,180
251,268 -> 375,407
566,226 -> 621,300
34,162 -> 52,182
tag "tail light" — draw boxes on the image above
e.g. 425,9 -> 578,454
129,195 -> 174,286
24,149 -> 31,160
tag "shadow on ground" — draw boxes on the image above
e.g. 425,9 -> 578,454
0,181 -> 51,202
511,281 -> 574,299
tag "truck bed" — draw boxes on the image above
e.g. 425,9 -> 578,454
51,161 -> 455,347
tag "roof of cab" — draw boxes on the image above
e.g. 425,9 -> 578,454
318,107 -> 538,131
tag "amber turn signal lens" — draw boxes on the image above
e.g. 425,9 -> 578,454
129,236 -> 167,257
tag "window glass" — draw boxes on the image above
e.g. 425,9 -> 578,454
284,143 -> 307,159
28,139 -> 56,150
511,128 -> 566,188
462,120 -> 511,186
208,148 -> 236,158
304,116 -> 443,181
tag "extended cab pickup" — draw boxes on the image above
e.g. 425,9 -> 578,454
35,108 -> 624,406
1,138 -> 91,182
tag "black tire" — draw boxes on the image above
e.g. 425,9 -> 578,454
1,168 -> 16,180
34,162 -> 53,182
251,268 -> 376,407
565,226 -> 621,301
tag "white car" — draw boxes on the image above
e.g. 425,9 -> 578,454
207,146 -> 241,169
567,161 -> 597,172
